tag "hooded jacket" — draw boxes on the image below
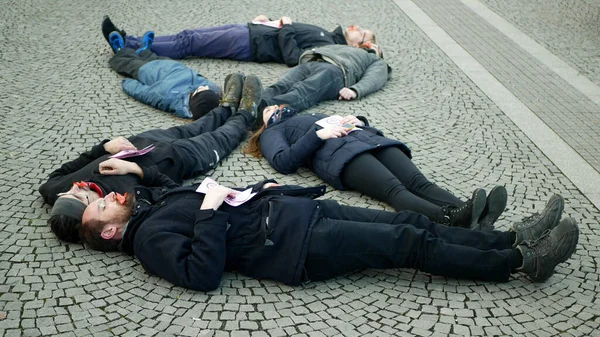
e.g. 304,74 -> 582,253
299,44 -> 391,99
259,110 -> 411,190
121,60 -> 221,119
120,180 -> 326,291
248,23 -> 347,66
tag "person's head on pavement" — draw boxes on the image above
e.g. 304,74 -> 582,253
344,25 -> 376,47
189,85 -> 221,120
80,192 -> 135,252
49,181 -> 103,243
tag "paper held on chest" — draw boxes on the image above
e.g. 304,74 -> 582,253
196,177 -> 257,207
315,115 -> 362,132
250,20 -> 282,29
110,144 -> 155,159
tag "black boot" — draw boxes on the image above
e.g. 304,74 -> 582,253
440,188 -> 486,228
517,217 -> 578,282
102,16 -> 127,46
475,185 -> 508,231
221,73 -> 244,113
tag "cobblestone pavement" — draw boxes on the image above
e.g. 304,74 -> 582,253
1,0 -> 599,336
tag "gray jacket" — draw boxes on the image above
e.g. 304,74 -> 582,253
299,44 -> 391,99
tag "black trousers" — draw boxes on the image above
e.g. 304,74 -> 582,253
136,106 -> 253,178
341,147 -> 463,220
304,200 -> 520,283
108,48 -> 168,79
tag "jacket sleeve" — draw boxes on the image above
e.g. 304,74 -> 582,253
39,140 -> 110,204
260,127 -> 324,174
136,209 -> 229,292
349,58 -> 390,99
122,78 -> 170,111
140,166 -> 180,190
277,24 -> 302,67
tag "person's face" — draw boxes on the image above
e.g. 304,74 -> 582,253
345,25 -> 374,47
192,85 -> 210,96
57,182 -> 99,206
82,192 -> 133,239
262,105 -> 280,126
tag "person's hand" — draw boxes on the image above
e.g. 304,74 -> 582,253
103,136 -> 137,154
338,88 -> 357,101
253,14 -> 269,22
200,185 -> 237,210
99,158 -> 142,176
263,182 -> 282,189
340,115 -> 365,127
316,126 -> 349,140
280,16 -> 292,25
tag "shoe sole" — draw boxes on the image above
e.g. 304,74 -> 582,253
477,185 -> 508,231
469,188 -> 487,229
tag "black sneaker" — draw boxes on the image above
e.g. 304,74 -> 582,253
442,188 -> 486,228
517,217 -> 578,282
475,185 -> 508,231
102,16 -> 127,46
511,194 -> 564,247
238,75 -> 262,118
221,73 -> 244,113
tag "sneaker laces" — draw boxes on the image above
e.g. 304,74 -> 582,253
523,228 -> 551,248
514,212 -> 541,229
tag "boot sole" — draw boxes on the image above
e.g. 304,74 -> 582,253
469,189 -> 487,229
477,185 -> 508,231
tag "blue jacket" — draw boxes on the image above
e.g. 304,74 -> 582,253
122,60 -> 221,119
120,180 -> 326,291
260,111 -> 412,190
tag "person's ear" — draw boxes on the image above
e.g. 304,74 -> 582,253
100,225 -> 117,240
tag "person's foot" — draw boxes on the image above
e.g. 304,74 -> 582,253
136,31 -> 155,54
221,73 -> 244,113
109,31 -> 125,53
511,194 -> 564,247
474,185 -> 508,231
442,188 -> 487,228
102,16 -> 126,46
238,75 -> 263,118
517,217 -> 578,282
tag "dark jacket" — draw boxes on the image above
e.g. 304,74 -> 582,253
259,111 -> 412,190
248,23 -> 346,66
120,180 -> 327,291
38,137 -> 187,205
299,44 -> 391,99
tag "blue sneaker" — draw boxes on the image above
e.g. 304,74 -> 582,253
109,31 -> 125,53
136,31 -> 155,54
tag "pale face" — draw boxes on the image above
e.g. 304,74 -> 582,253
82,192 -> 132,238
192,85 -> 210,96
262,105 -> 280,126
345,25 -> 374,47
57,183 -> 100,206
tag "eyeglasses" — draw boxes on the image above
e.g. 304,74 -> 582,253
57,191 -> 90,205
360,31 -> 367,45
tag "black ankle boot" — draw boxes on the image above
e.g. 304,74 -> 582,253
440,188 -> 487,228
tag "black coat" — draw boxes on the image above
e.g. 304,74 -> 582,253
260,112 -> 412,190
120,180 -> 327,291
248,23 -> 346,66
38,137 -> 186,205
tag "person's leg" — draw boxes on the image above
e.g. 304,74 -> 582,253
262,62 -> 344,112
108,48 -> 153,79
373,147 -> 463,207
136,106 -> 232,142
304,216 -> 520,282
173,110 -> 254,178
316,199 -> 512,250
340,152 -> 450,219
126,24 -> 252,61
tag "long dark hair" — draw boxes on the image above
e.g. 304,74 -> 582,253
243,124 -> 266,159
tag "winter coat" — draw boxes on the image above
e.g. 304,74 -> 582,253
299,44 -> 391,99
39,138 -> 187,205
259,111 -> 411,190
248,23 -> 347,66
121,60 -> 221,119
119,180 -> 327,291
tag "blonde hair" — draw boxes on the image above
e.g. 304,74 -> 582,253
242,124 -> 266,159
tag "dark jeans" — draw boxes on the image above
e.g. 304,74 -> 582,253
341,147 -> 463,220
125,24 -> 253,61
262,62 -> 344,112
305,200 -> 519,282
136,106 -> 253,178
108,48 -> 169,79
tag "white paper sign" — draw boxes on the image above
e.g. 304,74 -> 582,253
196,177 -> 257,207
